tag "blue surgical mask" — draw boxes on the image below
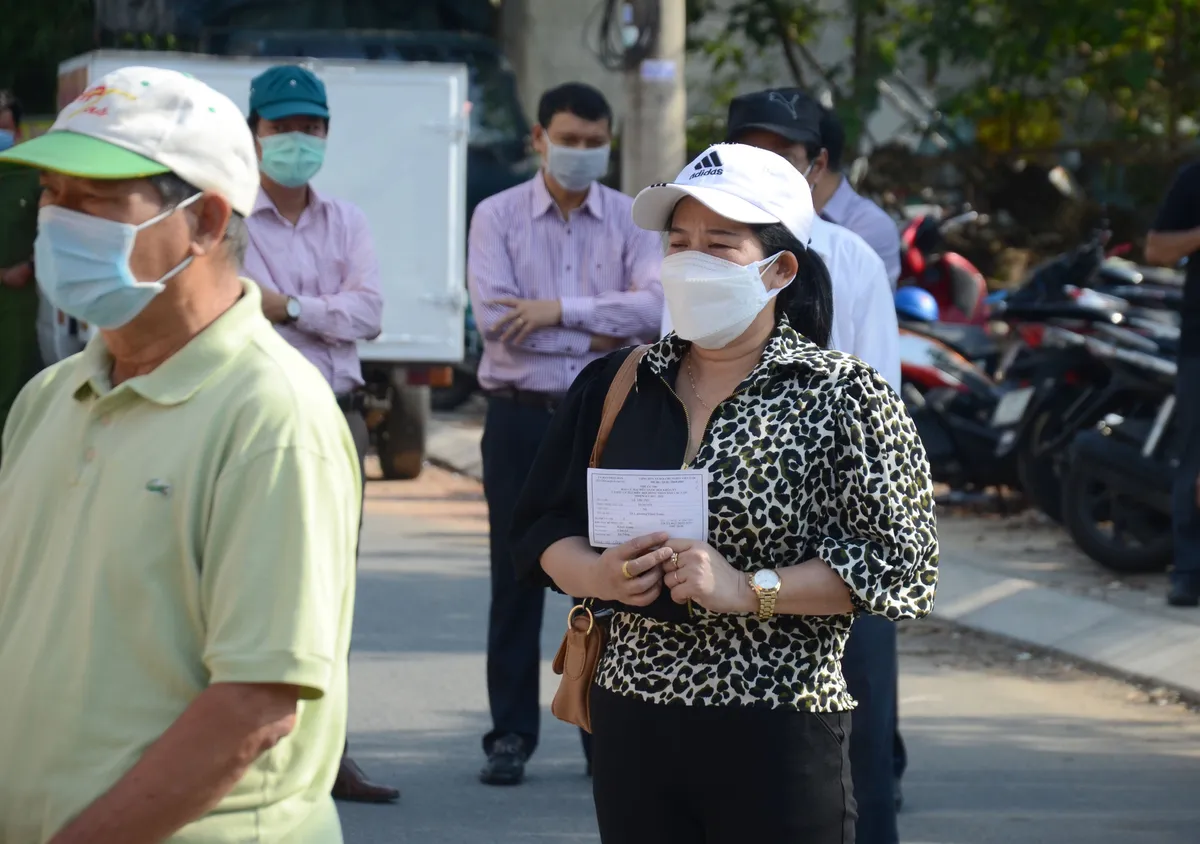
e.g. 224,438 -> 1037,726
546,142 -> 610,192
259,132 -> 326,188
0,130 -> 14,152
34,195 -> 201,330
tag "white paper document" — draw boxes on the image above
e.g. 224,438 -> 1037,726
587,469 -> 709,548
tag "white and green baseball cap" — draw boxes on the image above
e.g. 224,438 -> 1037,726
0,66 -> 259,215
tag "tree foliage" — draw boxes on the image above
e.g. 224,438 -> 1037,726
688,0 -> 1200,155
686,0 -> 894,151
898,0 -> 1200,151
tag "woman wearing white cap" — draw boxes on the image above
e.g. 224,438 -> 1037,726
510,143 -> 938,842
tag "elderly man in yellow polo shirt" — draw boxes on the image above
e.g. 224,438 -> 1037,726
0,67 -> 358,843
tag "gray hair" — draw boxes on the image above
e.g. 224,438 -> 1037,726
148,172 -> 249,267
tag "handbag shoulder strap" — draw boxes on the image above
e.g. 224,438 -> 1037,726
589,345 -> 651,469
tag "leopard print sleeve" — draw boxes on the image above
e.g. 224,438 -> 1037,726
816,360 -> 939,620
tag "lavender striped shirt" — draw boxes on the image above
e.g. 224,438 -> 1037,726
467,174 -> 664,393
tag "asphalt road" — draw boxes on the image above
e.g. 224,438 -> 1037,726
338,467 -> 1200,844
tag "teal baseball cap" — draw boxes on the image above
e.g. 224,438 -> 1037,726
249,65 -> 329,121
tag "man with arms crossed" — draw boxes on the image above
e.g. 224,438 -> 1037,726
469,82 -> 663,786
241,64 -> 395,803
721,88 -> 903,844
0,67 -> 357,843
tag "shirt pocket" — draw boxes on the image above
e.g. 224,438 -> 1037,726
315,251 -> 350,296
581,238 -> 628,296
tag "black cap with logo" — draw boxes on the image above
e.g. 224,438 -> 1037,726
725,88 -> 824,147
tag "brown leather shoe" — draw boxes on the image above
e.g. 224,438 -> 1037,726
332,756 -> 399,804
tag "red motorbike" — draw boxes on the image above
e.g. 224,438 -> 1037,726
899,210 -> 990,325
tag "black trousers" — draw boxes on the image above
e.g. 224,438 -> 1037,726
590,686 -> 856,843
1172,355 -> 1200,591
480,396 -> 592,762
843,615 -> 899,844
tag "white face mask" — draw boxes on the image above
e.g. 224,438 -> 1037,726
660,250 -> 793,349
546,141 -> 610,192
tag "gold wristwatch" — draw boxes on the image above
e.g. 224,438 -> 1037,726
748,569 -> 782,621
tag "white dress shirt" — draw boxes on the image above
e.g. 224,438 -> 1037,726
809,216 -> 900,390
659,217 -> 900,390
823,177 -> 902,290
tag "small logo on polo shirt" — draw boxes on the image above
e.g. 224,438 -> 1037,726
146,479 -> 172,497
691,151 -> 724,178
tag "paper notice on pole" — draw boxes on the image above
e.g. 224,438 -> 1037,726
587,469 -> 709,548
639,59 -> 677,82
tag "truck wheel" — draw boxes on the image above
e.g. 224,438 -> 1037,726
431,370 -> 478,412
1061,457 -> 1172,573
377,384 -> 429,481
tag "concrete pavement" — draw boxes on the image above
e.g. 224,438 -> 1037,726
337,467 -> 1200,844
427,415 -> 1200,701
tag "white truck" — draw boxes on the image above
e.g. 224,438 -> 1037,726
44,50 -> 470,479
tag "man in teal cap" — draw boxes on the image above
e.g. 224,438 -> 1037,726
241,64 -> 392,804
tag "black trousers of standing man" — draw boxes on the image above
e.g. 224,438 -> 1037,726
843,614 -> 899,844
1170,355 -> 1200,600
481,394 -> 591,764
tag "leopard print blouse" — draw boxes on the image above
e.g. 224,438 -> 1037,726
593,323 -> 939,711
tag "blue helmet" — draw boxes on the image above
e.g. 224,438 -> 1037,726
894,286 -> 940,322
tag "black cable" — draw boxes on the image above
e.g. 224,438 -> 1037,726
584,0 -> 662,72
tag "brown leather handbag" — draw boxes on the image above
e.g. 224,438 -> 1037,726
550,345 -> 650,733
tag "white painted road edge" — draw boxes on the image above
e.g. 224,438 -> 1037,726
425,419 -> 1200,701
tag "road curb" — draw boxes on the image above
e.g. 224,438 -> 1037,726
935,563 -> 1200,701
427,419 -> 1200,702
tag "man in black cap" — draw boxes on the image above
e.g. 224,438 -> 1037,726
724,86 -> 905,844
816,108 -> 901,289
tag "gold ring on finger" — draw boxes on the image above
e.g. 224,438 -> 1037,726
674,570 -> 681,585
670,551 -> 680,570
622,560 -> 634,579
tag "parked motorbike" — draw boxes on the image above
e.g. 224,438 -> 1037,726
1057,329 -> 1177,573
898,208 -> 990,325
895,288 -> 1025,492
989,233 -> 1181,521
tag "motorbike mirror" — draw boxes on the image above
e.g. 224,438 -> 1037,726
1048,165 -> 1078,198
940,210 -> 980,233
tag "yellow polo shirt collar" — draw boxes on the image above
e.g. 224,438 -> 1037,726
72,280 -> 264,405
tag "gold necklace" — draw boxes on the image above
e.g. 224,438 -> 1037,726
686,356 -> 715,413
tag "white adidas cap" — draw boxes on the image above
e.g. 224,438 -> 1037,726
631,143 -> 814,245
0,66 -> 259,216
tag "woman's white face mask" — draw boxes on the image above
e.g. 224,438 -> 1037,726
660,250 -> 794,349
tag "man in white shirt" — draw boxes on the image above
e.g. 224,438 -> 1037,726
810,217 -> 898,387
712,87 -> 904,844
813,109 -> 902,289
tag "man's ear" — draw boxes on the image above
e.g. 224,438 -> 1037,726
531,124 -> 548,157
808,148 -> 830,184
192,193 -> 233,257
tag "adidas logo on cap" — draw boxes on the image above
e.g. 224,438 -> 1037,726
690,150 -> 723,179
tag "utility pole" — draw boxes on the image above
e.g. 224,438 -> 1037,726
620,0 -> 687,196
